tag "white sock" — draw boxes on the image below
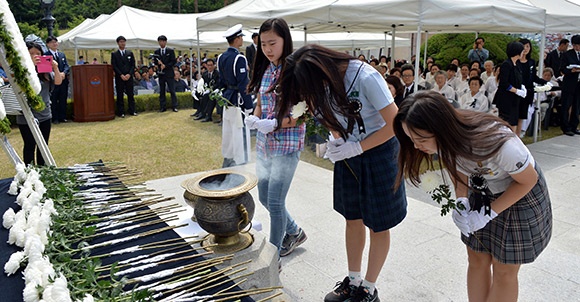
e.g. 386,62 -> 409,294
361,279 -> 376,294
348,271 -> 362,286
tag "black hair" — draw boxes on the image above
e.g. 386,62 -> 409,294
446,63 -> 458,72
506,41 -> 524,58
519,38 -> 533,60
559,38 -> 570,46
571,35 -> 580,45
45,35 -> 57,43
157,35 -> 167,41
401,64 -> 414,76
116,36 -> 126,43
247,18 -> 293,94
468,75 -> 483,86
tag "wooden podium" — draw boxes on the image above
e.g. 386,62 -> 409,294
72,64 -> 115,122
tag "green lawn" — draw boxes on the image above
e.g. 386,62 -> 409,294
0,109 -> 563,181
0,109 -> 333,181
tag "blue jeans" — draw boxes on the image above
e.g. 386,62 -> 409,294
256,151 -> 300,250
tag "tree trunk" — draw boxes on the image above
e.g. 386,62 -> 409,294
194,0 -> 199,13
224,0 -> 228,6
178,0 -> 181,13
117,0 -> 122,8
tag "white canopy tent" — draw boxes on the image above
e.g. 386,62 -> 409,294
515,0 -> 580,32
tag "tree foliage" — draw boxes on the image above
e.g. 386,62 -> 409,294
421,33 -> 539,67
7,0 -> 230,34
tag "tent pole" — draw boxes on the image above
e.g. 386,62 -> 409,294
384,31 -> 387,56
304,26 -> 308,44
413,25 -> 422,87
74,47 -> 78,65
423,31 -> 429,70
534,29 -> 547,143
196,30 -> 201,79
391,24 -> 396,62
189,47 -> 193,89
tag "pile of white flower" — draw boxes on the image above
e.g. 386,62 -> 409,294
534,84 -> 552,93
2,164 -> 93,302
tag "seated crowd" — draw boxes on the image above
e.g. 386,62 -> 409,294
360,37 -> 567,137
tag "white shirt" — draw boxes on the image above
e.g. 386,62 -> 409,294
457,132 -> 535,194
459,90 -> 489,112
432,84 -> 456,100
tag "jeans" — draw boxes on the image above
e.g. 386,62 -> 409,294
256,151 -> 300,250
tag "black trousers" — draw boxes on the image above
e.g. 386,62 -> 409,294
18,119 -> 51,166
51,79 -> 68,122
115,76 -> 136,115
159,75 -> 178,110
560,83 -> 580,133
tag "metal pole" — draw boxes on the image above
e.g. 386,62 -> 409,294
534,29 -> 547,143
413,25 -> 422,87
423,31 -> 429,70
391,24 -> 396,62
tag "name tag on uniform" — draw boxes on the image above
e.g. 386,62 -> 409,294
240,68 -> 246,73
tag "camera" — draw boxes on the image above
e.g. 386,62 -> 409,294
148,53 -> 161,65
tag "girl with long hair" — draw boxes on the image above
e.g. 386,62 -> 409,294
394,91 -> 552,302
244,18 -> 307,259
276,44 -> 407,302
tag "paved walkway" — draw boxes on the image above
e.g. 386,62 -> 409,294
146,134 -> 580,301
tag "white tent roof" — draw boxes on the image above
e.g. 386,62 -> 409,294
197,0 -> 547,33
57,5 -> 409,51
58,6 -> 206,49
515,0 -> 580,32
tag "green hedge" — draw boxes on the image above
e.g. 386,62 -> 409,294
5,92 -> 194,127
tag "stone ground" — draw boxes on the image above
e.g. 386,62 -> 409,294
146,134 -> 580,301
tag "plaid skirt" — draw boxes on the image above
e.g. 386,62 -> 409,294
333,137 -> 408,232
461,165 -> 552,264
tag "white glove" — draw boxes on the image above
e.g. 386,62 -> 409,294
255,118 -> 277,134
213,88 -> 221,95
244,115 -> 259,129
515,88 -> 527,98
455,197 -> 470,216
244,108 -> 253,116
452,210 -> 471,237
326,141 -> 363,163
327,137 -> 345,148
546,82 -> 553,87
465,207 -> 498,234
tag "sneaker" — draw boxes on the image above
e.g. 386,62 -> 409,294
324,277 -> 357,302
347,286 -> 379,302
280,227 -> 307,257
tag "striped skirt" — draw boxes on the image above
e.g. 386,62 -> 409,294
461,165 -> 552,264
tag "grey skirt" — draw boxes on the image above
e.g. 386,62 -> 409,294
461,165 -> 552,264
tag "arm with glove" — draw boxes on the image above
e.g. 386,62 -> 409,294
452,164 -> 538,236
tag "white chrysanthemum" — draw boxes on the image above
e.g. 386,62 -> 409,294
4,251 -> 25,275
27,205 -> 41,229
291,101 -> 308,119
3,207 -> 16,229
15,163 -> 27,179
42,199 -> 57,216
16,186 -> 33,207
32,179 -> 46,196
0,0 -> 41,94
420,170 -> 443,193
7,179 -> 19,195
24,233 -> 45,257
22,281 -> 40,302
80,294 -> 95,302
196,77 -> 205,94
8,214 -> 26,246
49,275 -> 72,302
0,98 -> 5,120
534,84 -> 551,92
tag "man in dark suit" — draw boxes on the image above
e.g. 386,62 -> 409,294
559,35 -> 580,136
245,33 -> 258,77
401,64 -> 424,100
111,36 -> 137,118
45,36 -> 70,123
194,58 -> 220,122
154,35 -> 178,112
546,38 -> 569,77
